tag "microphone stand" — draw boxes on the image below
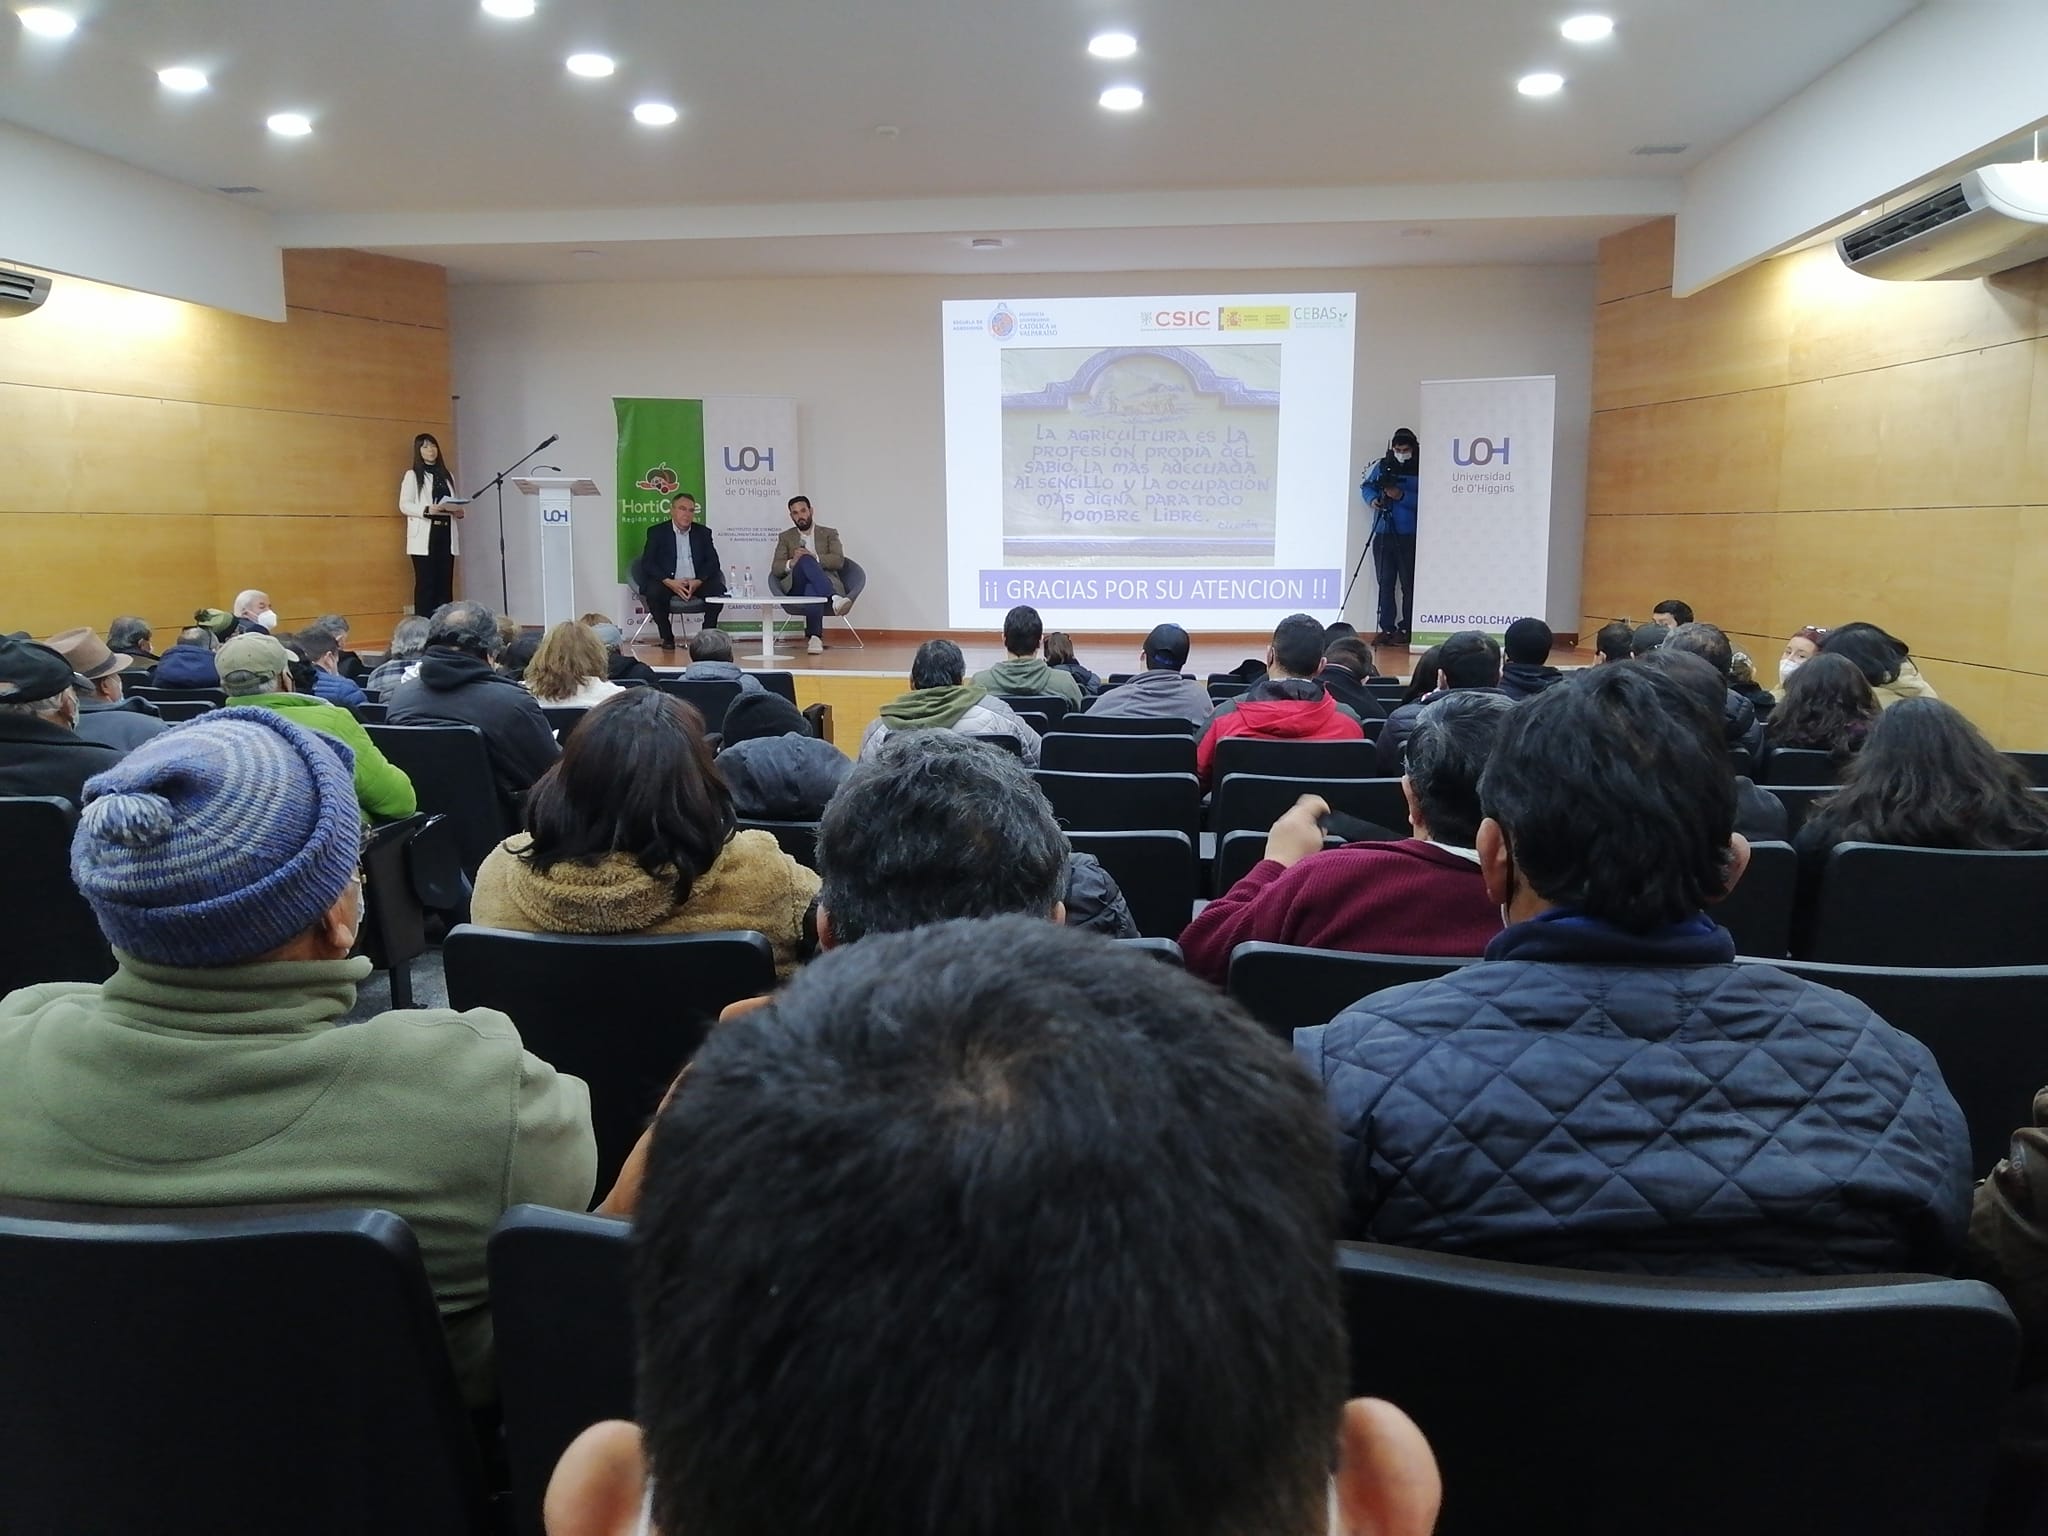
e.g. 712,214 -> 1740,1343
469,434 -> 558,615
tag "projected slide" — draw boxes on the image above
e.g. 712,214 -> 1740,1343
943,294 -> 1356,629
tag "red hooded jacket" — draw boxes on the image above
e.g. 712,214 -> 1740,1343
1196,684 -> 1364,787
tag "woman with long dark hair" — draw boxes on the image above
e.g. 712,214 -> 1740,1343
469,689 -> 818,974
1765,652 -> 1879,761
399,432 -> 461,615
1819,621 -> 1938,709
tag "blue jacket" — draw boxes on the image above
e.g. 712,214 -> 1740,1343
1297,910 -> 1970,1277
1361,462 -> 1419,537
152,644 -> 220,689
311,668 -> 368,710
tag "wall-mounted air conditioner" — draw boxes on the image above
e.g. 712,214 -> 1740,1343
0,266 -> 53,317
1836,162 -> 2048,281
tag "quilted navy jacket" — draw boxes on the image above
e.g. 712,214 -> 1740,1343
1296,910 -> 1971,1277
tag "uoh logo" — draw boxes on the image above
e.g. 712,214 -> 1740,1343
1451,436 -> 1511,467
722,445 -> 775,472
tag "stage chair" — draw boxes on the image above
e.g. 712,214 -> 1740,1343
1031,769 -> 1201,844
1065,829 -> 1198,939
0,795 -> 114,997
1809,844 -> 2048,967
828,557 -> 868,647
364,723 -> 509,881
1040,732 -> 1197,775
1226,942 -> 1474,1039
624,553 -> 720,647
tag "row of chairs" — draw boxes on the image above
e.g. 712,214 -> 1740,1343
0,1195 -> 2008,1536
1756,744 -> 2048,788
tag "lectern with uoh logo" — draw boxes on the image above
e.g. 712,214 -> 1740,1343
513,476 -> 599,627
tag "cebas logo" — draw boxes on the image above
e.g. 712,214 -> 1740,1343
1451,437 -> 1511,467
722,446 -> 776,472
1140,308 -> 1213,330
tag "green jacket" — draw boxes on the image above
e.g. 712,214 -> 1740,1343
878,682 -> 991,731
972,656 -> 1084,707
0,954 -> 596,1403
231,690 -> 418,822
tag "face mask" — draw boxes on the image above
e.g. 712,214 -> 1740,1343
1393,449 -> 1413,464
1778,657 -> 1802,685
256,609 -> 279,631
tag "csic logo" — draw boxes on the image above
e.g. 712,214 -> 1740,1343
1451,437 -> 1511,467
722,445 -> 775,472
988,303 -> 1017,339
634,463 -> 681,495
1140,308 -> 1213,330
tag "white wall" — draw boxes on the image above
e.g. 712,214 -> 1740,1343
449,263 -> 1594,634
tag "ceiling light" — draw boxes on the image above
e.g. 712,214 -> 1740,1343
16,7 -> 77,37
566,52 -> 614,77
1517,72 -> 1565,97
266,112 -> 313,137
157,65 -> 209,92
1099,85 -> 1143,112
1559,14 -> 1613,43
632,101 -> 678,126
1087,31 -> 1137,59
480,0 -> 535,15
968,237 -> 1008,250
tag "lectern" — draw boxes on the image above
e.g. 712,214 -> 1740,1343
512,476 -> 600,627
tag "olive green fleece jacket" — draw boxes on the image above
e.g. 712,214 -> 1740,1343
0,954 -> 596,1404
229,690 -> 418,822
971,655 -> 1084,706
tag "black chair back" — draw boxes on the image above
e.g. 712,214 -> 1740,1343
1111,936 -> 1186,966
489,1206 -> 634,1536
1031,770 -> 1201,843
1337,1242 -> 2016,1536
1727,747 -> 1756,778
1210,737 -> 1381,783
1212,828 -> 1343,895
1811,843 -> 2048,966
737,818 -> 820,870
355,813 -> 447,1009
152,699 -> 215,722
1226,942 -> 1474,1039
757,671 -> 798,703
1053,712 -> 1196,736
364,723 -> 510,880
1207,681 -> 1251,702
0,1203 -> 489,1535
1065,830 -> 1198,939
1761,958 -> 2048,1175
442,925 -> 777,1189
1012,710 -> 1052,736
1762,745 -> 1843,785
965,732 -> 1025,756
540,705 -> 589,743
0,796 -> 113,997
1715,839 -> 1797,958
1211,774 -> 1411,845
355,700 -> 389,723
1766,784 -> 1833,835
2007,750 -> 2048,788
655,678 -> 742,732
990,691 -> 1069,725
131,685 -> 227,706
1040,732 -> 1197,775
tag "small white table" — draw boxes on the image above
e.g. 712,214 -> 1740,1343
713,594 -> 831,662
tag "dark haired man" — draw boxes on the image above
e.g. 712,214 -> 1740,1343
1196,613 -> 1364,788
1666,621 -> 1765,759
1592,619 -> 1634,664
1651,598 -> 1694,630
636,493 -> 728,652
1628,622 -> 1669,658
387,599 -> 560,805
1301,663 -> 1970,1276
1318,636 -> 1388,722
769,494 -> 850,656
1373,629 -> 1502,775
972,605 -> 1083,707
1087,622 -> 1213,727
294,625 -> 369,711
1182,691 -> 1510,983
546,917 -> 1442,1536
1498,617 -> 1563,701
1634,649 -> 1786,842
862,638 -> 1040,763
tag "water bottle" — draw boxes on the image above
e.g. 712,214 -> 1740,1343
739,562 -> 756,596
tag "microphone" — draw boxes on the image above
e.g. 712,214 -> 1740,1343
539,434 -> 560,450
534,465 -> 561,473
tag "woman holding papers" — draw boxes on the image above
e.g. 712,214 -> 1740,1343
399,432 -> 462,615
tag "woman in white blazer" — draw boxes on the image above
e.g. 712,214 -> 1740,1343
399,432 -> 462,615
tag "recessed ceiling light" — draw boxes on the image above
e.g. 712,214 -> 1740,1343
968,236 -> 1008,250
480,0 -> 535,15
16,7 -> 77,37
566,52 -> 615,77
1099,85 -> 1144,112
157,66 -> 209,92
1516,72 -> 1565,97
1559,14 -> 1613,43
266,112 -> 313,137
632,101 -> 678,126
1087,31 -> 1137,59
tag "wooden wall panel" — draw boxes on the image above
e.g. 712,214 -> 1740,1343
1785,243 -> 2046,382
282,249 -> 449,329
1593,263 -> 1792,413
1594,217 -> 1676,305
1588,391 -> 1785,518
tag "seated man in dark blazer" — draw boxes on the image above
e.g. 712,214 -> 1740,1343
637,494 -> 728,650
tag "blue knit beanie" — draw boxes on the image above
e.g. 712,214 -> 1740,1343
70,707 -> 363,967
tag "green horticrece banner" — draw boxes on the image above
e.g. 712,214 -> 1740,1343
614,397 -> 706,583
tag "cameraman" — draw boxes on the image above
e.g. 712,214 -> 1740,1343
1360,428 -> 1420,644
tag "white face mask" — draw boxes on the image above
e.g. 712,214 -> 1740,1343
255,609 -> 279,631
1393,449 -> 1413,464
1778,657 -> 1802,685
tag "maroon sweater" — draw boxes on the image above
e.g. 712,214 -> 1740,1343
1179,839 -> 1502,986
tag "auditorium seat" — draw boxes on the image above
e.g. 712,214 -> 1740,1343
364,723 -> 509,881
988,691 -> 1069,726
442,925 -> 776,1190
489,1205 -> 634,1536
655,677 -> 742,732
1211,827 -> 1344,895
1206,681 -> 1250,702
131,685 -> 227,707
1761,746 -> 1843,786
965,732 -> 1025,756
1040,732 -> 1197,775
1225,942 -> 1474,1039
1337,1242 -> 2015,1536
1052,712 -> 1198,737
1809,844 -> 2048,967
354,812 -> 453,1009
1032,769 -> 1201,845
1714,839 -> 1797,959
0,796 -> 114,998
0,1201 -> 490,1535
756,670 -> 799,704
355,700 -> 388,724
540,705 -> 589,742
1065,829 -> 1198,938
1210,737 -> 1382,783
1211,774 -> 1411,849
150,699 -> 216,722
736,818 -> 820,869
1012,710 -> 1052,736
1764,784 -> 1833,836
2007,751 -> 2048,788
1111,936 -> 1186,966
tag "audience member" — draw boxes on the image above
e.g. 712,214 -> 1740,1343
365,613 -> 432,698
1666,621 -> 1764,759
472,689 -> 818,975
1592,619 -> 1634,664
387,600 -> 561,805
1042,631 -> 1104,697
495,614 -> 524,655
106,615 -> 157,662
1634,649 -> 1787,842
1628,622 -> 1669,658
154,625 -> 223,689
676,628 -> 766,694
1395,643 -> 1443,708
547,918 -> 1441,1536
1374,630 -> 1501,775
1318,636 -> 1388,721
228,589 -> 277,635
1086,622 -> 1212,726
1181,691 -> 1511,983
1822,621 -> 1939,708
524,621 -> 626,708
193,607 -> 239,644
497,627 -> 541,682
1298,663 -> 1970,1275
1651,598 -> 1694,630
1778,625 -> 1827,686
0,710 -> 595,1404
1198,614 -> 1364,787
972,605 -> 1083,706
1726,648 -> 1773,717
861,639 -> 1040,764
1765,652 -> 1878,762
0,636 -> 121,799
216,633 -> 416,823
293,625 -> 369,711
714,691 -> 849,822
47,627 -> 164,754
583,617 -> 657,686
311,613 -> 365,682
1498,617 -> 1564,700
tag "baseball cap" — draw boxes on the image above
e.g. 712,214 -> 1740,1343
215,632 -> 293,695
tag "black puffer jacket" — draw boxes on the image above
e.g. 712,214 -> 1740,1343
718,733 -> 852,822
386,647 -> 560,804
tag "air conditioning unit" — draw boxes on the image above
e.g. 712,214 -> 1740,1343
0,266 -> 52,317
1836,162 -> 2048,281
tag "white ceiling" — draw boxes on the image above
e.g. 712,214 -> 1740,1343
0,0 -> 1923,279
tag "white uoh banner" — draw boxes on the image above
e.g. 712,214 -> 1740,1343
701,396 -> 801,598
1412,375 -> 1555,640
